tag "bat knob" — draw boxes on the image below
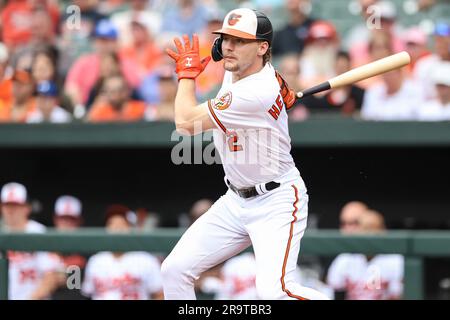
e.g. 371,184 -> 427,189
296,92 -> 303,99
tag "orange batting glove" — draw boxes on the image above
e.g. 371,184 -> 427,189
275,70 -> 297,110
166,34 -> 211,81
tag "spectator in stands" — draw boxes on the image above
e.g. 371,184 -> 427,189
327,209 -> 404,300
196,8 -> 225,99
64,19 -> 142,115
0,69 -> 36,122
414,22 -> 450,99
299,20 -> 340,89
31,46 -> 74,115
277,53 -> 310,121
1,0 -> 59,51
403,27 -> 431,77
348,1 -> 405,70
145,66 -> 177,121
135,207 -> 160,231
344,0 -> 379,50
301,51 -> 365,116
29,7 -> 56,48
416,61 -> 450,121
361,44 -> 425,120
272,0 -> 315,57
87,74 -> 146,122
1,182 -> 63,300
58,0 -> 106,75
81,204 -> 164,300
0,42 -> 13,109
189,198 -> 214,224
50,195 -> 88,300
26,80 -> 72,123
160,0 -> 210,37
118,15 -> 163,76
111,0 -> 161,47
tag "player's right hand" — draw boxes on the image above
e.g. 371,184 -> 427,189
275,70 -> 297,110
166,34 -> 211,81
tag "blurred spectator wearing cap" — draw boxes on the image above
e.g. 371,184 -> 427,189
110,0 -> 162,48
26,80 -> 72,123
81,204 -> 164,300
50,195 -> 89,300
1,182 -> 64,300
64,19 -> 142,114
272,0 -> 315,57
0,69 -> 36,122
1,0 -> 60,51
348,1 -> 405,72
160,0 -> 210,37
416,62 -> 450,121
144,66 -> 177,121
344,0 -> 379,50
87,74 -> 147,122
300,51 -> 365,116
327,209 -> 404,300
118,15 -> 163,75
414,22 -> 450,99
299,20 -> 340,90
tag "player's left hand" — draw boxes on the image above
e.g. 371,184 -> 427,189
166,34 -> 211,81
275,70 -> 297,110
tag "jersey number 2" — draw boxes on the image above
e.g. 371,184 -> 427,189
227,131 -> 243,152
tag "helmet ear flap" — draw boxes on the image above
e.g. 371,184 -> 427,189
211,37 -> 223,62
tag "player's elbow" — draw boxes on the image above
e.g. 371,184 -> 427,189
175,122 -> 195,136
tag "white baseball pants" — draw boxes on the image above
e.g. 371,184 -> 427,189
161,167 -> 329,300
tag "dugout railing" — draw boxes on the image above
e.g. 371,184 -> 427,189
1,229 -> 450,300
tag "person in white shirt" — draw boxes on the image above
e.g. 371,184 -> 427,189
361,65 -> 425,121
26,80 -> 72,123
0,182 -> 63,300
81,204 -> 163,300
416,61 -> 450,121
327,209 -> 404,300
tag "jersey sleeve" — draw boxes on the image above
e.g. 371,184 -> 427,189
143,254 -> 163,295
326,254 -> 350,290
36,252 -> 64,274
206,88 -> 266,133
81,256 -> 96,298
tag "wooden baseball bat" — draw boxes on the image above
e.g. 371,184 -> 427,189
296,51 -> 411,99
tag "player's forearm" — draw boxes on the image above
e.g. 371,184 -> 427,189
174,79 -> 200,134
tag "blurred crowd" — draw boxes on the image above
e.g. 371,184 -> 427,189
0,0 -> 448,124
1,180 -> 408,300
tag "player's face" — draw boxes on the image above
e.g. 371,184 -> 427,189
1,203 -> 31,228
221,35 -> 268,78
54,216 -> 81,230
106,215 -> 131,233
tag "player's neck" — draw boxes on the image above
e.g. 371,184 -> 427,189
232,61 -> 265,83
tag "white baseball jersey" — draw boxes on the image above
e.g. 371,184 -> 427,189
416,100 -> 450,121
207,63 -> 295,188
327,253 -> 404,300
8,221 -> 63,300
82,251 -> 163,300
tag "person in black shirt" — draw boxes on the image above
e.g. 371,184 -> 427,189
272,0 -> 315,57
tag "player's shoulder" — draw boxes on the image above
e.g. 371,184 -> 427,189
125,251 -> 160,264
373,254 -> 404,266
26,220 -> 47,233
87,252 -> 113,265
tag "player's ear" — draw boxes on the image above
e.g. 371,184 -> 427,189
257,41 -> 269,57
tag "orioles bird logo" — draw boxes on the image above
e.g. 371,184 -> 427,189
213,92 -> 232,110
228,13 -> 242,26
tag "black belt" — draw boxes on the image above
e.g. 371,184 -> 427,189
227,180 -> 281,199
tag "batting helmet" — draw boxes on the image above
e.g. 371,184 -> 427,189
211,8 -> 273,62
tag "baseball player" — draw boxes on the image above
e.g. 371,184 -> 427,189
161,8 -> 329,300
1,182 -> 63,300
81,204 -> 163,300
327,210 -> 404,300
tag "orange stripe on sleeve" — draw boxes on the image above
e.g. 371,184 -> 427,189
207,99 -> 227,134
280,184 -> 309,300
